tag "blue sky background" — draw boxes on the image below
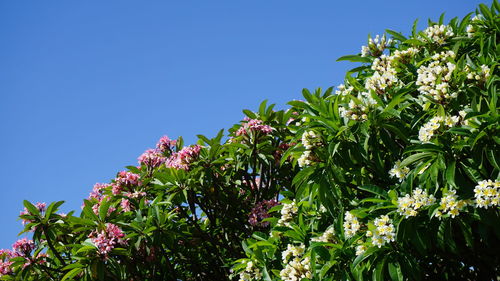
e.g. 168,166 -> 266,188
0,1 -> 485,249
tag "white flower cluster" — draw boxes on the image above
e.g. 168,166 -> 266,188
466,15 -> 483,38
238,261 -> 262,281
389,160 -> 410,182
335,83 -> 354,96
280,244 -> 311,281
397,188 -> 436,217
298,131 -> 321,167
311,227 -> 335,243
361,34 -> 393,57
389,47 -> 419,66
466,65 -> 491,82
474,179 -> 500,208
343,211 -> 361,238
423,24 -> 454,44
301,131 -> 321,150
355,243 -> 367,256
277,201 -> 298,227
365,61 -> 399,94
416,51 -> 457,102
367,215 -> 395,248
418,115 -> 460,142
339,92 -> 377,121
436,189 -> 468,218
297,151 -> 312,167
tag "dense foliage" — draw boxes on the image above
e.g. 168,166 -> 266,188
1,2 -> 499,280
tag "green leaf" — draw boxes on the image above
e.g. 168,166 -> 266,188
357,185 -> 389,199
388,262 -> 403,281
386,29 -> 407,41
23,200 -> 40,216
336,55 -> 372,63
61,267 -> 84,281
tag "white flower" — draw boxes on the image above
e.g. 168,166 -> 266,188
277,201 -> 298,227
423,25 -> 454,44
343,211 -> 360,238
311,227 -> 335,243
474,179 -> 500,208
397,188 -> 436,218
370,215 -> 396,247
438,189 -> 468,218
297,151 -> 312,167
389,160 -> 410,182
301,131 -> 321,149
280,244 -> 311,281
416,51 -> 457,102
238,260 -> 262,281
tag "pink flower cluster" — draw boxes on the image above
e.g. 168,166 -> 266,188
89,183 -> 109,200
156,135 -> 177,153
12,238 -> 35,256
235,118 -> 273,136
138,149 -> 166,168
166,145 -> 202,170
89,223 -> 127,258
248,199 -> 279,227
115,171 -> 141,187
0,260 -> 13,276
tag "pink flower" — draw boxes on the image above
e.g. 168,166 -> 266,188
12,238 -> 35,256
89,223 -> 127,258
0,260 -> 13,276
35,202 -> 46,212
236,119 -> 273,136
120,199 -> 131,212
89,183 -> 109,199
115,171 -> 141,187
156,136 -> 177,153
166,145 -> 202,170
138,149 -> 166,168
248,199 -> 279,227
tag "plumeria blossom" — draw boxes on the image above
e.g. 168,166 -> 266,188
397,188 -> 436,217
248,199 -> 279,227
418,115 -> 460,142
361,34 -> 393,57
367,215 -> 396,248
311,226 -> 336,243
277,201 -> 298,227
416,51 -> 457,102
301,131 -> 321,150
422,24 -> 454,44
474,179 -> 500,208
343,211 -> 360,238
335,83 -> 354,96
235,118 -> 273,137
280,244 -> 311,281
238,260 -> 262,281
389,160 -> 410,182
166,145 -> 202,170
12,239 -> 35,257
466,64 -> 491,82
339,92 -> 377,121
138,149 -> 166,168
435,189 -> 468,218
156,135 -> 177,154
89,223 -> 127,258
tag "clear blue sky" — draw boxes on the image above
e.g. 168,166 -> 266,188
0,1 -> 484,249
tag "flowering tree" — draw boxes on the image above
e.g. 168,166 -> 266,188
1,1 -> 499,281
